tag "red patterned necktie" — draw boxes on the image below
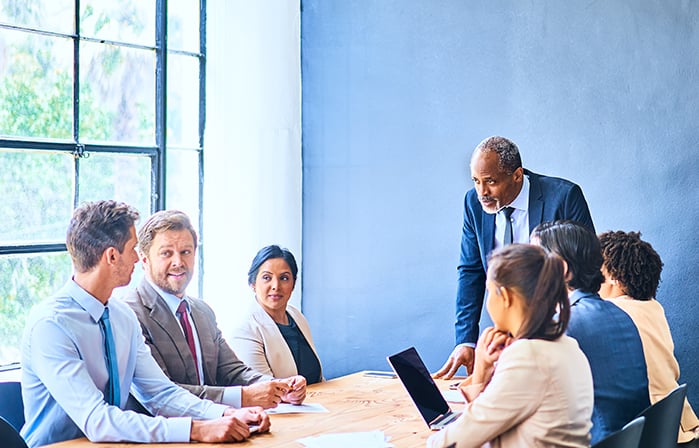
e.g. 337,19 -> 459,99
176,300 -> 200,383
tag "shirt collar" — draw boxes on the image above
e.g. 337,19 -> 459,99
146,277 -> 188,314
66,278 -> 109,323
507,173 -> 530,212
569,288 -> 601,305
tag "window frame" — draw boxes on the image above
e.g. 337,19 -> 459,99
0,0 -> 207,297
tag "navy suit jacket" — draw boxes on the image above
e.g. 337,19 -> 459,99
455,169 -> 594,345
567,290 -> 650,444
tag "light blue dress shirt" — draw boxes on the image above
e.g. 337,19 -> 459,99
20,280 -> 228,447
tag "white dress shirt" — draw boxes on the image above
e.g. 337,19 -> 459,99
494,174 -> 530,248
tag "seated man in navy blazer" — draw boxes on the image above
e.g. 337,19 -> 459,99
532,220 -> 650,444
123,210 -> 306,410
434,136 -> 594,379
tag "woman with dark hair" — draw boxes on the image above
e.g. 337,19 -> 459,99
230,245 -> 323,385
428,244 -> 593,448
531,220 -> 650,444
599,230 -> 699,445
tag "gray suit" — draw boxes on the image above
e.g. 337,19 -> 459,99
122,279 -> 271,402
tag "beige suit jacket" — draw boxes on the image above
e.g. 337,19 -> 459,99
230,301 -> 323,380
427,336 -> 593,448
608,296 -> 699,442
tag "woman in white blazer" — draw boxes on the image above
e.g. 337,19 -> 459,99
428,244 -> 594,448
231,245 -> 323,384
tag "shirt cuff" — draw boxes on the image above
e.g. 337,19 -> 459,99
457,342 -> 476,349
221,385 -> 243,408
167,417 -> 194,442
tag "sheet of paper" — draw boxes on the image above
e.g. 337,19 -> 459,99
298,430 -> 393,448
266,402 -> 329,414
442,389 -> 466,403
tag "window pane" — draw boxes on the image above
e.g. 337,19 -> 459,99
0,149 -> 74,244
0,0 -> 74,34
79,0 -> 155,47
79,42 -> 156,145
0,252 -> 72,365
167,54 -> 200,147
77,152 -> 151,217
165,148 -> 200,298
168,0 -> 200,53
0,30 -> 73,139
166,148 -> 200,228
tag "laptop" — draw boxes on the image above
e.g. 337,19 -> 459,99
387,346 -> 462,430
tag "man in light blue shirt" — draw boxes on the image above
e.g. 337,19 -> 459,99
21,200 -> 270,447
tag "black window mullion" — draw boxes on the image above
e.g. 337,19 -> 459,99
197,0 -> 207,299
154,0 -> 168,213
73,0 -> 81,208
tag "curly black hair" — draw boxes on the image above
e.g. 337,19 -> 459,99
598,230 -> 663,301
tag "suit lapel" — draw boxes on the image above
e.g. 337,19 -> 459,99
482,213 -> 496,266
526,170 -> 545,233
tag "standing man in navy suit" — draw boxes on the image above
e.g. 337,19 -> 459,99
434,136 -> 595,379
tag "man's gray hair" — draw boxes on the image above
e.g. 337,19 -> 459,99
474,136 -> 522,174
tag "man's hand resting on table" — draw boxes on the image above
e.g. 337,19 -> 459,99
190,407 -> 269,442
432,345 -> 474,380
242,380 -> 290,408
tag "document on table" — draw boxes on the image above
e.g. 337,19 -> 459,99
298,430 -> 393,447
266,402 -> 329,414
442,389 -> 466,403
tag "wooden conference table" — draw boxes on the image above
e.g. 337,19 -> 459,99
45,371 -> 463,448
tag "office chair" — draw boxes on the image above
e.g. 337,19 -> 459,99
592,415 -> 645,448
0,381 -> 24,431
0,416 -> 28,448
637,383 -> 687,448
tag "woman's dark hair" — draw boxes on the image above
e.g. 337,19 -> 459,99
599,230 -> 663,301
531,220 -> 604,293
487,244 -> 570,340
247,245 -> 299,285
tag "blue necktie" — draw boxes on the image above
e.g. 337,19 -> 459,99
99,307 -> 121,407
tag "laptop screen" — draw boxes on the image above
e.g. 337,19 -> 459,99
387,347 -> 451,425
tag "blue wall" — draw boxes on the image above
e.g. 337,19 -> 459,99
301,1 -> 699,406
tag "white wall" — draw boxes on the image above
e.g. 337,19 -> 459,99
203,1 -> 301,337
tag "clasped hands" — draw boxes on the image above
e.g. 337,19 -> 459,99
242,375 -> 307,408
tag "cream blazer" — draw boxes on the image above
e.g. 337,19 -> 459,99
427,336 -> 593,448
608,296 -> 699,443
230,301 -> 323,380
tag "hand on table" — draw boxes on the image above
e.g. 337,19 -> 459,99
191,407 -> 269,442
280,375 -> 307,404
242,380 -> 289,408
432,345 -> 474,379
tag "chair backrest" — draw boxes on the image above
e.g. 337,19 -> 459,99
637,383 -> 687,448
0,381 -> 24,431
0,416 -> 29,448
592,416 -> 645,448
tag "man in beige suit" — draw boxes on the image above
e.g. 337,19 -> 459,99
599,230 -> 699,446
122,210 -> 306,409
